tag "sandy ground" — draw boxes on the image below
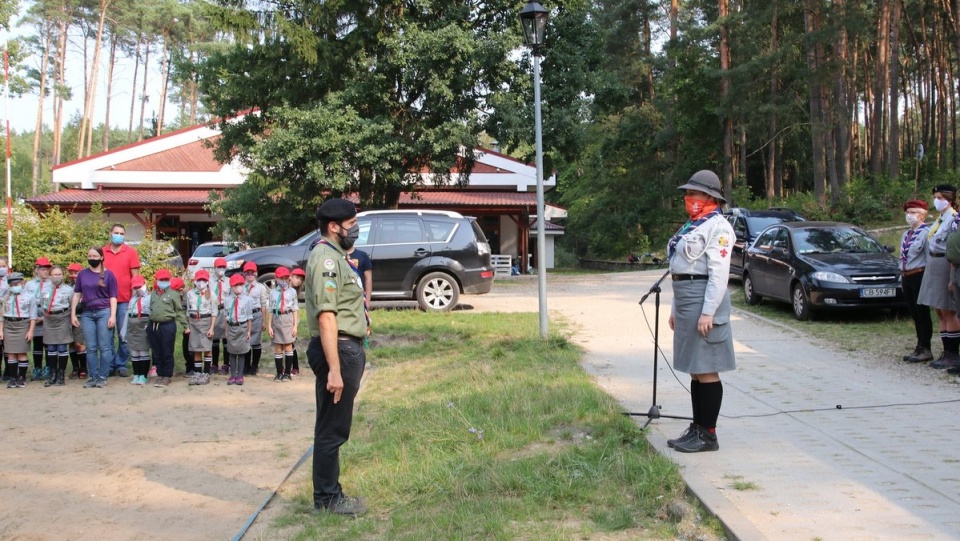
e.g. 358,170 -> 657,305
0,361 -> 318,541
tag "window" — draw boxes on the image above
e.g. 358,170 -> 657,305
424,219 -> 457,242
378,218 -> 425,244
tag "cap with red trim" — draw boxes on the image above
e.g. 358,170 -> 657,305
194,269 -> 210,281
229,274 -> 245,286
274,267 -> 291,279
292,268 -> 306,277
214,258 -> 227,267
243,262 -> 257,273
66,263 -> 83,272
35,257 -> 52,267
155,269 -> 172,280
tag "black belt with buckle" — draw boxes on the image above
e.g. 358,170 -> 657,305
337,334 -> 362,343
189,314 -> 212,319
4,317 -> 28,322
252,308 -> 262,313
671,274 -> 709,281
218,304 -> 225,310
47,308 -> 69,315
930,252 -> 946,258
278,310 -> 296,314
228,321 -> 246,327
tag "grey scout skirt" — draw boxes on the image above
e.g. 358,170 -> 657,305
43,310 -> 74,345
226,321 -> 250,355
126,316 -> 150,352
187,316 -> 215,352
917,255 -> 954,311
3,318 -> 31,353
271,312 -> 296,345
671,279 -> 736,375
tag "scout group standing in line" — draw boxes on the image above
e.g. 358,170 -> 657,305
0,253 -> 323,389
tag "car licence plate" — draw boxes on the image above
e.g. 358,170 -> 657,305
860,288 -> 895,298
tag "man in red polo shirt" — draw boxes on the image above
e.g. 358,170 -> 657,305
103,223 -> 141,377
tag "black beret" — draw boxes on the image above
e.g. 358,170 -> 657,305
316,198 -> 357,222
933,184 -> 957,196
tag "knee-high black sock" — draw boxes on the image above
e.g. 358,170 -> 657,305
945,333 -> 960,355
211,340 -> 221,368
292,347 -> 299,370
698,381 -> 723,433
33,337 -> 44,369
689,380 -> 701,426
252,345 -> 262,369
274,354 -> 283,375
69,350 -> 79,373
59,352 -> 69,373
284,352 -> 294,375
244,350 -> 253,374
77,351 -> 87,374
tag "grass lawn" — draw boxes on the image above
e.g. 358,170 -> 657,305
269,310 -> 714,540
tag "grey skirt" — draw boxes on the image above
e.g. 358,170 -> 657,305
672,280 -> 736,375
3,318 -> 31,353
44,310 -> 73,345
212,312 -> 227,341
917,256 -> 954,310
187,317 -> 215,352
226,322 -> 251,355
126,316 -> 150,352
271,312 -> 296,345
249,311 -> 264,346
72,323 -> 85,346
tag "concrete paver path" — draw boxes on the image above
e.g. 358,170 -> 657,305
468,271 -> 960,540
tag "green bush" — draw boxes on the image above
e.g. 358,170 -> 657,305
0,203 -> 176,283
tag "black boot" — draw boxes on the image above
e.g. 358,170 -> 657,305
904,346 -> 933,363
673,426 -> 719,453
44,368 -> 57,387
55,369 -> 65,386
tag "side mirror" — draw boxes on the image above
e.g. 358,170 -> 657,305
883,245 -> 894,253
735,231 -> 746,241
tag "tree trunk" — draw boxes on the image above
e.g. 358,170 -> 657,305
766,2 -> 778,199
51,7 -> 69,170
103,32 -> 118,152
78,0 -> 112,159
719,0 -> 733,197
887,0 -> 902,178
128,33 -> 142,143
870,0 -> 890,176
834,0 -> 850,188
804,2 -> 826,203
138,44 -> 151,141
157,39 -> 170,135
31,27 -> 52,196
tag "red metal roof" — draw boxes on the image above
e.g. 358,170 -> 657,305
27,189 -> 216,205
105,138 -> 223,172
400,191 -> 536,207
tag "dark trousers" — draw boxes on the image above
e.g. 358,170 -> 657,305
903,271 -> 933,349
308,335 -> 365,506
147,321 -> 177,378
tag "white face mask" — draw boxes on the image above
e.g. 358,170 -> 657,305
215,268 -> 226,277
233,286 -> 244,295
934,198 -> 950,212
906,213 -> 920,226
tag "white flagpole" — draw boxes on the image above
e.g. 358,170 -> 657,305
4,45 -> 11,268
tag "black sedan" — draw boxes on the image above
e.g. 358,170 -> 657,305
742,221 -> 904,320
724,208 -> 805,277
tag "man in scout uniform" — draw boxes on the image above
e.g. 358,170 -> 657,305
306,198 -> 367,516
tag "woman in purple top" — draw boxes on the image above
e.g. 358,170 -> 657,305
70,247 -> 118,388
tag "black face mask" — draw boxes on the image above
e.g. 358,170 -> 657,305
88,259 -> 102,269
338,223 -> 360,250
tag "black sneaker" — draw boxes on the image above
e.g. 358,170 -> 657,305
673,426 -> 719,453
931,352 -> 960,369
273,373 -> 283,382
16,377 -> 26,389
667,423 -> 698,449
6,378 -> 17,389
315,495 -> 368,516
280,373 -> 292,382
904,347 -> 934,363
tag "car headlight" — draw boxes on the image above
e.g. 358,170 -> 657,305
811,271 -> 850,284
226,259 -> 245,270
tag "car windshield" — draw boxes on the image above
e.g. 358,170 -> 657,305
793,227 -> 884,254
746,216 -> 791,234
290,230 -> 320,246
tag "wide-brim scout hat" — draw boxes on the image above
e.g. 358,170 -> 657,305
7,272 -> 24,283
678,170 -> 727,204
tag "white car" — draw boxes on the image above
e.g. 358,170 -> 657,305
187,241 -> 250,277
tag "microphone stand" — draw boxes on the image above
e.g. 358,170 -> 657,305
624,269 -> 693,428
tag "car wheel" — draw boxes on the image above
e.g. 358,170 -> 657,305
792,282 -> 812,321
416,272 -> 460,312
258,272 -> 277,291
743,273 -> 762,305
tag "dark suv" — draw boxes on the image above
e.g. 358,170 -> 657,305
724,207 -> 804,277
225,210 -> 494,311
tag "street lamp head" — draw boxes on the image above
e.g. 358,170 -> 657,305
519,1 -> 549,53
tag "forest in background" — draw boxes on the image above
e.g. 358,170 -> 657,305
2,0 -> 960,257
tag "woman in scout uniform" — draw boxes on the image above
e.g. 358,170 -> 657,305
41,266 -> 75,386
917,185 -> 960,369
224,273 -> 253,385
185,269 -> 217,385
267,266 -> 299,382
66,263 -> 88,380
2,273 -> 38,388
900,200 -> 933,363
210,258 -> 230,375
123,275 -> 152,385
289,267 -> 306,375
26,257 -> 53,381
665,170 -> 736,454
242,262 -> 269,375
148,269 -> 185,388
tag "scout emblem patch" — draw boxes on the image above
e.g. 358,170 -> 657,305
324,280 -> 337,292
323,259 -> 335,270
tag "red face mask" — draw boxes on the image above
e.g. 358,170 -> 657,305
684,196 -> 718,219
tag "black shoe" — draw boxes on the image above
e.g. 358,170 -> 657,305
673,426 -> 719,453
55,370 -> 65,386
947,365 -> 960,375
931,352 -> 960,369
667,423 -> 698,449
44,376 -> 56,387
904,346 -> 934,363
315,495 -> 368,516
118,368 -> 129,378
280,373 -> 292,382
6,378 -> 17,389
273,373 -> 283,382
16,377 -> 26,388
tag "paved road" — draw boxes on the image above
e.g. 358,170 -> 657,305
463,271 -> 960,540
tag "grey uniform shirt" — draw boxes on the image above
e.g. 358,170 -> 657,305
927,208 -> 956,255
900,224 -> 929,271
668,213 -> 735,317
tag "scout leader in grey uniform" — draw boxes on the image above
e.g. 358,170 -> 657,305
900,199 -> 933,363
665,170 -> 736,454
40,266 -> 75,386
306,198 -> 368,517
25,257 -> 53,381
917,184 -> 960,370
1,273 -> 38,388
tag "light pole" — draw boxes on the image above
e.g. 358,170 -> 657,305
520,1 -> 549,339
